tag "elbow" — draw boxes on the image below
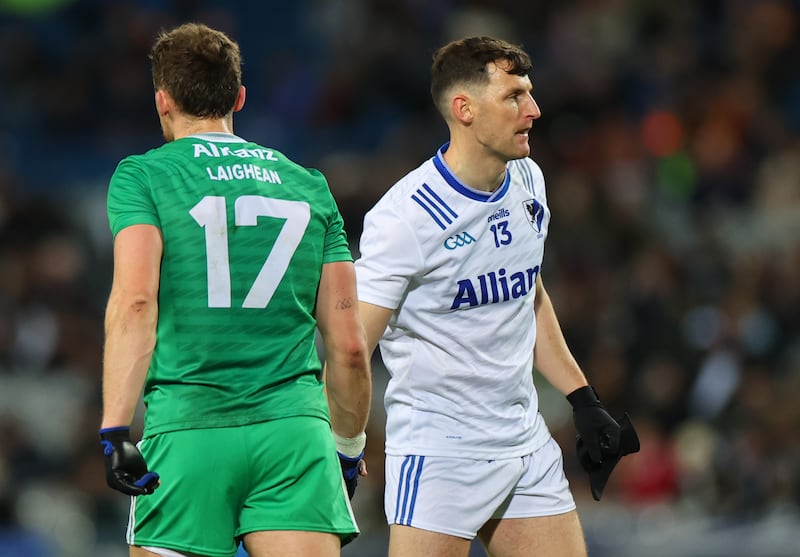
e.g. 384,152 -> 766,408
328,331 -> 370,375
105,292 -> 158,333
129,296 -> 156,312
118,289 -> 158,311
119,296 -> 158,323
341,335 -> 370,371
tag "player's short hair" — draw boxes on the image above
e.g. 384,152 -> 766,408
150,23 -> 242,119
430,36 -> 532,119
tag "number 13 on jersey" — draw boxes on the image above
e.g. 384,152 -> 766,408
190,195 -> 310,308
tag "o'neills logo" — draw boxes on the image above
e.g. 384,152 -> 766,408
487,208 -> 510,222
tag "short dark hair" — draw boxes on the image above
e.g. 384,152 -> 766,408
150,23 -> 242,119
430,36 -> 532,118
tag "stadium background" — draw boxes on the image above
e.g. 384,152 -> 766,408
0,0 -> 798,556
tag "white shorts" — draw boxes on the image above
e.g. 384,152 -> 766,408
385,437 -> 575,539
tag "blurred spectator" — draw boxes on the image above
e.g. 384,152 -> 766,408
0,1 -> 798,555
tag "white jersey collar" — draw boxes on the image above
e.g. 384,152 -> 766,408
187,132 -> 247,143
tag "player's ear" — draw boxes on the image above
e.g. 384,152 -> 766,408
233,85 -> 246,113
155,90 -> 172,117
451,94 -> 473,125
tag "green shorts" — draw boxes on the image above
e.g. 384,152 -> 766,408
126,416 -> 358,557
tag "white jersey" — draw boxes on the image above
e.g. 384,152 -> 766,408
355,144 -> 553,459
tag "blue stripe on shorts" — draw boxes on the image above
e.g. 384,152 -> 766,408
394,455 -> 425,525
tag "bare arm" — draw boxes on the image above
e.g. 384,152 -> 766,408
317,261 -> 372,438
534,276 -> 636,499
533,275 -> 589,396
101,224 -> 162,428
358,300 -> 394,357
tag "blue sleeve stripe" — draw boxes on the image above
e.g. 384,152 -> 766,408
422,184 -> 458,219
416,188 -> 454,224
411,193 -> 447,230
516,160 -> 535,195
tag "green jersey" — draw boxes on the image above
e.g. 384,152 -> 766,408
107,132 -> 352,436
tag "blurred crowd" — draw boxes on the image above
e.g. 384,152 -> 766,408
0,1 -> 799,556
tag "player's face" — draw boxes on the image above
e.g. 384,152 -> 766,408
472,62 -> 540,162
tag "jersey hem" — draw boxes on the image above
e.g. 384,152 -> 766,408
321,253 -> 354,264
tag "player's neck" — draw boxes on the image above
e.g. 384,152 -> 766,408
442,139 -> 506,192
171,115 -> 235,140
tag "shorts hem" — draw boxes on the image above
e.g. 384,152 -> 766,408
388,520 -> 474,540
131,540 -> 235,557
494,503 -> 577,520
236,524 -> 359,540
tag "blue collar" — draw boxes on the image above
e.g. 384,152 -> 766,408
433,143 -> 510,202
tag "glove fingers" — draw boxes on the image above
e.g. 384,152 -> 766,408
585,415 -> 641,501
600,427 -> 621,455
110,470 -> 160,496
576,436 -> 601,471
108,477 -> 144,496
586,438 -> 603,464
134,472 -> 160,494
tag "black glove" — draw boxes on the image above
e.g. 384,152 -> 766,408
567,386 -> 639,500
338,450 -> 363,500
99,427 -> 160,496
576,413 -> 640,501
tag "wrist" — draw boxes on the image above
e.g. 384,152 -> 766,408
333,431 -> 366,458
566,385 -> 600,408
99,427 -> 131,446
99,426 -> 130,435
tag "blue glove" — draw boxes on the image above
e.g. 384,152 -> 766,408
99,426 -> 159,496
338,450 -> 363,499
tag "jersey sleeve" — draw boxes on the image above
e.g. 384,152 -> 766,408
107,156 -> 160,236
354,203 -> 423,310
527,159 -> 550,241
320,176 -> 353,264
528,159 -> 548,205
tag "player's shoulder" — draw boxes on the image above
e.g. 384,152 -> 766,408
116,144 -> 162,164
111,142 -> 188,188
370,157 -> 439,216
111,150 -> 154,183
507,157 -> 545,183
507,157 -> 546,197
114,142 -> 177,174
